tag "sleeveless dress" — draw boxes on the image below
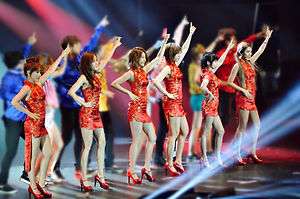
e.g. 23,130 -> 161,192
236,59 -> 257,111
24,80 -> 48,172
162,62 -> 185,122
128,67 -> 151,123
80,75 -> 103,130
202,69 -> 222,117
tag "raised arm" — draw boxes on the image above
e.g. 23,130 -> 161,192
22,32 -> 37,59
250,27 -> 273,63
77,15 -> 109,63
111,71 -> 139,101
97,37 -> 122,71
206,33 -> 224,53
51,55 -> 68,78
68,75 -> 93,107
39,46 -> 71,84
173,15 -> 189,45
212,38 -> 235,73
176,22 -> 196,66
143,34 -> 170,74
12,86 -> 39,120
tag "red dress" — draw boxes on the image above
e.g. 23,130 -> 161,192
128,67 -> 151,123
24,80 -> 48,172
202,69 -> 222,116
236,59 -> 257,111
162,62 -> 185,120
80,75 -> 103,129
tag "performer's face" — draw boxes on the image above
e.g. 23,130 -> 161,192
30,70 -> 41,82
91,55 -> 100,72
244,47 -> 252,60
139,52 -> 147,66
72,42 -> 82,54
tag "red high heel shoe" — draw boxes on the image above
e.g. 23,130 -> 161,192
36,183 -> 52,198
173,162 -> 185,173
28,186 -> 44,199
141,168 -> 155,182
94,175 -> 109,190
164,163 -> 180,177
80,179 -> 93,192
127,170 -> 142,185
249,154 -> 263,164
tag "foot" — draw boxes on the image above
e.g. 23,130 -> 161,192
173,162 -> 185,173
202,158 -> 210,168
0,184 -> 17,194
54,169 -> 65,180
236,157 -> 247,166
20,171 -> 30,185
47,172 -> 65,183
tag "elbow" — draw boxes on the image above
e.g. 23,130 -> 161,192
67,90 -> 74,97
11,99 -> 18,108
111,82 -> 117,89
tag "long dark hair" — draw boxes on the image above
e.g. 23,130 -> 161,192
128,47 -> 148,69
80,52 -> 96,87
164,43 -> 181,64
201,52 -> 218,68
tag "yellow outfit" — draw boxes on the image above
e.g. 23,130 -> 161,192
188,62 -> 204,95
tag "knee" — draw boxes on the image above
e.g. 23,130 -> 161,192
218,129 -> 225,136
237,124 -> 246,133
149,135 -> 157,144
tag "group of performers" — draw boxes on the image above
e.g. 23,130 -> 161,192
0,15 -> 273,198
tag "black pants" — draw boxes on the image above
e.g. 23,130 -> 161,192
219,90 -> 236,126
100,111 -> 115,167
155,100 -> 168,159
55,107 -> 82,171
0,117 -> 24,184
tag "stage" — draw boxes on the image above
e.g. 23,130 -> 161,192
1,139 -> 300,199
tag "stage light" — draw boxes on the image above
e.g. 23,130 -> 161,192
145,83 -> 300,199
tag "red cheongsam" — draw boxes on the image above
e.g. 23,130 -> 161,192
236,59 -> 257,111
162,62 -> 185,121
128,67 -> 151,123
24,80 -> 47,172
202,69 -> 222,117
80,75 -> 103,129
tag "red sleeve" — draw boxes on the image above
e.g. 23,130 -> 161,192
242,34 -> 257,44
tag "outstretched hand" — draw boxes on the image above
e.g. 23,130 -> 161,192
97,15 -> 110,28
28,32 -> 37,45
189,22 -> 196,34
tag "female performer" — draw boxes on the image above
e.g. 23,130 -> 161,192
12,47 -> 70,199
153,23 -> 196,176
68,37 -> 121,192
111,35 -> 169,184
227,27 -> 273,165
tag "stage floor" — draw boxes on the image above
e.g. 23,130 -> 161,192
1,141 -> 300,199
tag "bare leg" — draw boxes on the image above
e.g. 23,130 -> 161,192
167,117 -> 181,169
201,116 -> 214,166
142,123 -> 156,170
47,122 -> 64,174
128,121 -> 143,173
175,116 -> 189,165
188,111 -> 202,156
212,116 -> 225,165
235,110 -> 249,160
39,135 -> 52,186
250,110 -> 261,156
29,136 -> 41,192
94,128 -> 105,178
80,128 -> 93,181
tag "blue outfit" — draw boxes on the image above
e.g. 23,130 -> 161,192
190,94 -> 206,112
55,26 -> 104,108
0,43 -> 32,121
